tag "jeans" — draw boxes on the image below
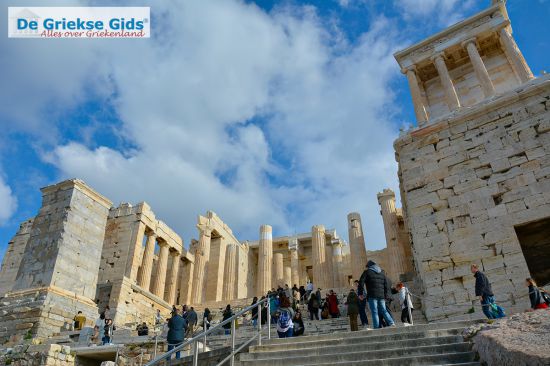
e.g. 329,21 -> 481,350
102,336 -> 111,345
167,343 -> 181,360
252,318 -> 257,327
358,298 -> 369,325
481,295 -> 505,319
277,327 -> 293,338
309,309 -> 319,320
368,298 -> 394,328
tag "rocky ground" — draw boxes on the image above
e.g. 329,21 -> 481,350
464,309 -> 550,366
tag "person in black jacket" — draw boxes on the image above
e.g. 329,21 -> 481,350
166,309 -> 187,360
251,297 -> 259,328
222,304 -> 233,335
354,280 -> 369,327
359,260 -> 395,328
471,264 -> 504,319
526,278 -> 549,310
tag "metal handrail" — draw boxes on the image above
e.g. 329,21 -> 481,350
144,297 -> 270,366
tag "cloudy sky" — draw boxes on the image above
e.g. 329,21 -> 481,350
0,0 -> 548,257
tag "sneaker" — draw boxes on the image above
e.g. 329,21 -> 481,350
403,322 -> 412,327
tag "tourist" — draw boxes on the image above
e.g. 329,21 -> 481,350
354,280 -> 369,327
299,286 -> 306,304
104,306 -> 111,320
137,322 -> 149,336
396,283 -> 414,325
203,308 -> 212,330
222,304 -> 234,335
471,264 -> 505,319
308,293 -> 320,320
269,294 -> 280,323
276,295 -> 295,338
316,288 -> 322,319
171,305 -> 177,317
293,310 -> 305,336
251,297 -> 259,328
186,307 -> 198,338
155,309 -> 162,326
327,290 -> 340,318
292,284 -> 300,301
181,305 -> 188,320
346,288 -> 360,331
166,309 -> 187,360
260,297 -> 268,325
321,302 -> 330,319
93,312 -> 105,343
102,318 -> 114,345
284,284 -> 292,300
526,278 -> 549,310
73,311 -> 86,331
359,260 -> 395,328
306,281 -> 314,300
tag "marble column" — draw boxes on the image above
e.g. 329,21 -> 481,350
137,232 -> 156,291
463,38 -> 495,98
151,242 -> 169,298
166,250 -> 180,304
284,266 -> 292,287
332,242 -> 343,289
402,67 -> 429,126
324,244 -> 334,288
222,244 -> 237,301
311,225 -> 328,289
190,228 -> 211,304
273,253 -> 284,288
347,213 -> 368,281
433,53 -> 461,111
179,256 -> 194,305
499,27 -> 534,83
377,189 -> 406,282
257,225 -> 272,296
290,248 -> 300,287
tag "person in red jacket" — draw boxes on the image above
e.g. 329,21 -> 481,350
327,290 -> 340,318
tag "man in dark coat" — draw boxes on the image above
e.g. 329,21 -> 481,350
354,280 -> 369,327
471,264 -> 504,319
359,260 -> 395,328
166,309 -> 188,359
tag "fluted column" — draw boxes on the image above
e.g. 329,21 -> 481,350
347,213 -> 368,281
284,266 -> 291,287
138,232 -> 156,291
290,248 -> 300,286
222,244 -> 237,301
433,53 -> 461,111
179,257 -> 194,305
257,225 -> 272,296
463,38 -> 495,98
324,244 -> 334,288
273,253 -> 284,288
311,225 -> 328,289
499,27 -> 534,83
166,250 -> 180,304
191,228 -> 211,304
402,67 -> 429,126
377,189 -> 406,282
151,242 -> 169,298
332,242 -> 343,288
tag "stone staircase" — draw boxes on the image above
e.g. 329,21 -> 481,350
235,320 -> 482,366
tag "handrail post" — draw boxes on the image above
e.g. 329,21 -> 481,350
230,319 -> 236,366
192,339 -> 199,366
257,302 -> 262,346
267,300 -> 271,340
203,330 -> 207,352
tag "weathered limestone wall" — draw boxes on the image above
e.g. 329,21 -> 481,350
1,344 -> 76,366
395,76 -> 550,320
0,219 -> 33,297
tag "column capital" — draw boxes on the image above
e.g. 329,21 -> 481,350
430,52 -> 446,63
146,231 -> 158,239
400,65 -> 417,75
169,249 -> 180,257
460,37 -> 478,48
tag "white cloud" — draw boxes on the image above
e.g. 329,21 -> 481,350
4,0 -> 406,250
395,0 -> 477,26
0,175 -> 17,226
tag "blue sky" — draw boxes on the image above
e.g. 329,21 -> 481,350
0,0 -> 548,261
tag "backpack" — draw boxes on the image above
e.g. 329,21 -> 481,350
540,290 -> 550,305
277,310 -> 291,329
